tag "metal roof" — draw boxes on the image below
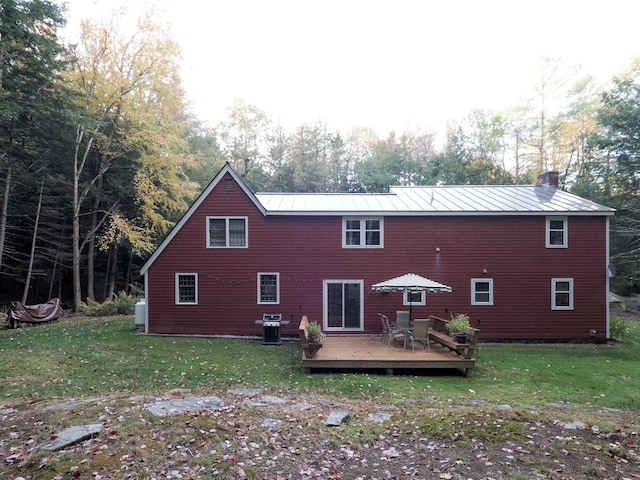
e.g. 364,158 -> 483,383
256,185 -> 614,216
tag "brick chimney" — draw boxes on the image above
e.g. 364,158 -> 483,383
536,171 -> 559,187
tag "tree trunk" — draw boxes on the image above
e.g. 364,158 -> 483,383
125,252 -> 133,294
22,179 -> 44,303
48,227 -> 63,301
73,176 -> 82,311
106,243 -> 117,300
86,174 -> 103,301
0,158 -> 11,273
73,126 -> 88,312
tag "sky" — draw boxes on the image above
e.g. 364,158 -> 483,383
58,0 -> 640,138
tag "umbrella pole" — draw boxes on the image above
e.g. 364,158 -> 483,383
409,291 -> 413,324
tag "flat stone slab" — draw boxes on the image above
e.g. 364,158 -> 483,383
144,395 -> 225,416
228,388 -> 263,397
325,409 -> 350,426
260,395 -> 288,404
368,412 -> 392,423
244,395 -> 289,407
564,420 -> 587,430
43,398 -> 101,412
262,418 -> 282,428
39,424 -> 104,451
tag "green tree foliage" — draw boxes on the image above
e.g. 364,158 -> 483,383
530,57 -> 579,174
185,124 -> 225,191
286,123 -> 332,192
355,132 -> 407,192
505,99 -> 535,183
0,0 -> 70,299
552,75 -> 600,185
64,12 -> 198,309
218,98 -> 271,187
586,59 -> 640,292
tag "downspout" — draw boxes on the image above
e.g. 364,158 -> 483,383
144,273 -> 149,334
606,216 -> 611,339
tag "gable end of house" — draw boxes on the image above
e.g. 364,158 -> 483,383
140,163 -> 265,275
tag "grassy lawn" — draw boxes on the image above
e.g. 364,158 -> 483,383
1,315 -> 638,411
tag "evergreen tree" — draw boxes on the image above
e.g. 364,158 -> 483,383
0,0 -> 69,300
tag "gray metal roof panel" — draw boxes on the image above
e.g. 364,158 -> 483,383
255,186 -> 614,215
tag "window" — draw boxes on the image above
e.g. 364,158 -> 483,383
471,279 -> 493,305
552,278 -> 573,310
546,216 -> 567,248
176,273 -> 198,304
258,273 -> 279,304
207,217 -> 247,248
404,290 -> 425,306
343,218 -> 383,248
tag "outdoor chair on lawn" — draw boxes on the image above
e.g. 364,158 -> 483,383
406,318 -> 430,351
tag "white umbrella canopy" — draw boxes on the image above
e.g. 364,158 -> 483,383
372,273 -> 452,323
371,273 -> 452,293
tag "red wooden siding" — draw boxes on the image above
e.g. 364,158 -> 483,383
145,173 -> 609,340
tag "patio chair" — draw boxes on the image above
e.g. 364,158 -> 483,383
395,310 -> 410,329
406,318 -> 430,350
378,313 -> 390,344
382,315 -> 405,347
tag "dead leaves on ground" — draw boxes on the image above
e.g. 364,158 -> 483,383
0,394 -> 639,479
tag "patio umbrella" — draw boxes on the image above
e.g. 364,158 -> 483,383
371,273 -> 452,322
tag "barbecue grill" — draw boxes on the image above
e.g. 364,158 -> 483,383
258,313 -> 283,345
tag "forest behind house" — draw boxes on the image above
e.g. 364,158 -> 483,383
2,0 -> 639,312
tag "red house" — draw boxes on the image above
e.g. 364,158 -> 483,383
140,164 -> 614,341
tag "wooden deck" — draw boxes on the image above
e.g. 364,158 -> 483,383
301,335 -> 477,376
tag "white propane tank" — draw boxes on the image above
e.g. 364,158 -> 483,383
134,298 -> 146,331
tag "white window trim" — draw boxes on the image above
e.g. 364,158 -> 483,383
403,290 -> 425,306
257,272 -> 280,305
546,216 -> 568,248
175,273 -> 198,305
342,217 -> 384,248
206,216 -> 248,248
551,277 -> 574,310
471,278 -> 494,305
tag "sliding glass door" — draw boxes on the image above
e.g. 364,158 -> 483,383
323,280 -> 363,331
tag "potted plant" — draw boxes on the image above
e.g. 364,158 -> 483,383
306,321 -> 324,344
447,313 -> 470,343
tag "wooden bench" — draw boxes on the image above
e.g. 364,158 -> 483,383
299,315 -> 322,359
428,315 -> 479,360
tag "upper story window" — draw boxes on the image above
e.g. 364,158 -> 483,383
258,272 -> 279,304
552,278 -> 573,310
343,218 -> 383,248
546,216 -> 567,248
207,216 -> 248,248
176,273 -> 198,305
471,278 -> 493,305
404,290 -> 425,306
